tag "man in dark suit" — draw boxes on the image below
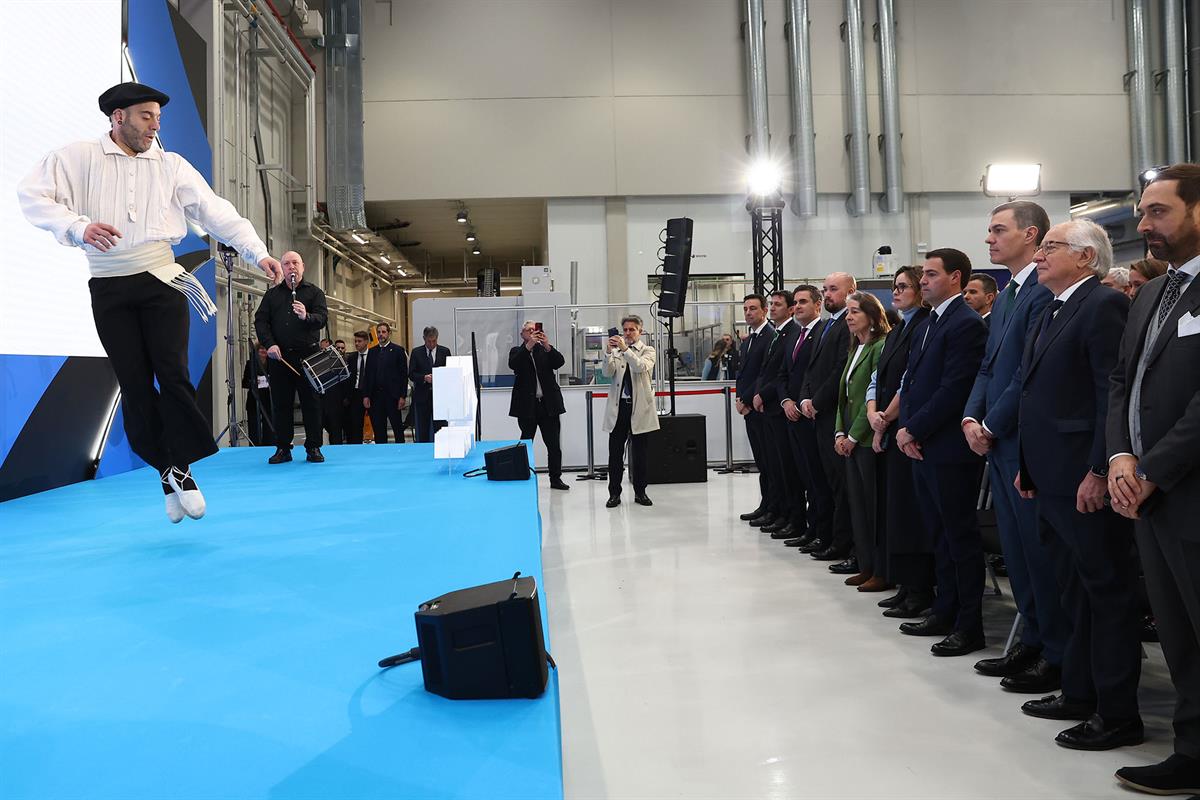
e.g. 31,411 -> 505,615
735,294 -> 777,527
1110,165 -> 1200,795
752,290 -> 802,540
362,321 -> 408,444
1014,219 -> 1140,751
777,285 -> 826,549
798,272 -> 854,563
964,274 -> 998,327
344,330 -> 370,444
408,325 -> 452,443
895,248 -> 988,656
962,201 -> 1068,694
319,339 -> 349,445
509,320 -> 569,491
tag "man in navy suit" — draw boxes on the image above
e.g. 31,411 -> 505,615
408,326 -> 452,443
736,294 -> 777,527
1014,219 -> 1140,751
776,285 -> 826,548
344,330 -> 370,444
895,248 -> 988,656
962,201 -> 1069,693
362,322 -> 409,444
752,290 -> 803,539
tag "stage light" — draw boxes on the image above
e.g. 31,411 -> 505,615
746,158 -> 783,196
982,163 -> 1041,198
471,245 -> 481,255
465,231 -> 476,242
456,211 -> 468,223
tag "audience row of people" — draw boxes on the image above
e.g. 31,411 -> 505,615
733,165 -> 1200,795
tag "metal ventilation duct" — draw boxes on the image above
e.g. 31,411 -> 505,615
325,0 -> 367,230
876,0 -> 902,214
843,0 -> 870,216
743,0 -> 771,161
785,0 -> 817,217
1126,0 -> 1155,185
1188,0 -> 1200,160
1164,0 -> 1187,165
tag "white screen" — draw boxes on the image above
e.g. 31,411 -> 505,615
0,0 -> 122,357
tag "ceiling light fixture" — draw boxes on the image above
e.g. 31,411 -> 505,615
351,233 -> 368,244
456,211 -> 468,224
380,255 -> 390,264
471,245 -> 481,255
397,268 -> 407,277
465,231 -> 477,242
403,288 -> 441,294
981,163 -> 1041,198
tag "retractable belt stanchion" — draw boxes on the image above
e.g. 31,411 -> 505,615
576,390 -> 607,482
715,385 -> 742,474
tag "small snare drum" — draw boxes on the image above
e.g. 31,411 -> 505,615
301,347 -> 350,395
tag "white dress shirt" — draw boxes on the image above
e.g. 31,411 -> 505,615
18,134 -> 269,274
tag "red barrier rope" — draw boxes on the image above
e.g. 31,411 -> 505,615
587,388 -> 731,399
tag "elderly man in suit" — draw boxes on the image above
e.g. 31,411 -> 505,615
409,325 -> 451,443
603,315 -> 659,508
735,294 -> 777,526
962,201 -> 1069,694
1110,164 -> 1200,795
509,320 -> 569,491
895,248 -> 988,657
1014,219 -> 1140,751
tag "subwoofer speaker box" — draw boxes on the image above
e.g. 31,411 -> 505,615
414,575 -> 549,699
645,413 -> 707,484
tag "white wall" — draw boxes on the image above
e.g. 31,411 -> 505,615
546,199 -> 609,302
927,192 -> 1073,272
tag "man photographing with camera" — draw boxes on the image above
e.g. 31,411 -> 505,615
602,315 -> 659,508
509,321 -> 569,491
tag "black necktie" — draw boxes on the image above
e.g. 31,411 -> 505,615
1036,299 -> 1064,346
622,367 -> 632,399
1158,268 -> 1190,327
921,310 -> 939,351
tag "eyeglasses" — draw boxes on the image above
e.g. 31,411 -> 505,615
1036,240 -> 1074,255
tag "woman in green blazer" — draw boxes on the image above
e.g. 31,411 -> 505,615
835,292 -> 892,590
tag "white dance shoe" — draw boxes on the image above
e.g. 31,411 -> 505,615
165,466 -> 206,520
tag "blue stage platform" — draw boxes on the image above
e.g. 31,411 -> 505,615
0,444 -> 562,800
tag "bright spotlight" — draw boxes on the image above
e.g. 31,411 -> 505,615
746,158 -> 783,196
455,211 -> 468,223
982,163 -> 1041,198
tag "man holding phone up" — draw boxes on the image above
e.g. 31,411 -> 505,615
602,315 -> 659,508
509,320 -> 569,490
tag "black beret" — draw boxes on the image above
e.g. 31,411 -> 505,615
98,82 -> 170,116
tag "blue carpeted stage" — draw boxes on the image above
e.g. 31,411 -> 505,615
0,444 -> 562,800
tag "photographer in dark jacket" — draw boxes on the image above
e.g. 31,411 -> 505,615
509,321 -> 569,490
253,250 -> 328,464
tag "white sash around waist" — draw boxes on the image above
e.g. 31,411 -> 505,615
86,241 -> 218,322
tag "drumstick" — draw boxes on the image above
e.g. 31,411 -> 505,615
276,357 -> 303,378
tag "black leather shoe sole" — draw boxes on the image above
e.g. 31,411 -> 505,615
634,495 -> 653,506
883,603 -> 929,619
1001,673 -> 1062,694
899,618 -> 954,637
1056,721 -> 1144,751
739,510 -> 766,521
931,635 -> 986,657
606,496 -> 621,508
748,516 -> 775,528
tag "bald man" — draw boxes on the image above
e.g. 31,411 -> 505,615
254,250 -> 330,463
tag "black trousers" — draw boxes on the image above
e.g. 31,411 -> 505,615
816,415 -> 853,553
780,418 -> 813,534
268,348 -> 323,450
792,417 -> 830,540
517,399 -> 563,479
321,392 -> 346,445
913,459 -> 986,634
411,401 -> 445,443
882,438 -> 934,588
844,445 -> 879,574
369,393 -> 405,444
88,273 -> 217,473
765,413 -> 802,525
744,413 -> 773,511
608,400 -> 648,496
344,391 -> 366,444
1041,496 -> 1140,721
245,390 -> 271,446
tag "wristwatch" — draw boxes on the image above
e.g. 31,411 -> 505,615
1135,466 -> 1149,482
1090,465 -> 1109,479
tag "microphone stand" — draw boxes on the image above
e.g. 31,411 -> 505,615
215,244 -> 253,447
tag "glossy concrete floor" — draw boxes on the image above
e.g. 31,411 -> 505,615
540,470 -> 1176,800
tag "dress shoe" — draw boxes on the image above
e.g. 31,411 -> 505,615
634,494 -> 653,506
306,447 -> 325,463
878,588 -> 908,608
1056,714 -> 1144,751
769,525 -> 797,540
740,508 -> 767,521
899,615 -> 954,637
165,466 -> 205,520
1142,614 -> 1159,643
748,513 -> 776,528
844,572 -> 871,587
1020,694 -> 1095,721
811,545 -> 847,561
606,495 -> 621,508
549,478 -> 570,490
760,519 -> 789,534
783,537 -> 807,547
268,447 -> 293,464
931,630 -> 986,657
857,576 -> 893,593
974,642 -> 1042,678
798,538 -> 827,554
829,558 -> 859,575
1115,753 -> 1200,795
1000,658 -> 1062,693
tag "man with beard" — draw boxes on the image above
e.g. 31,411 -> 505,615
1110,164 -> 1200,794
363,322 -> 409,444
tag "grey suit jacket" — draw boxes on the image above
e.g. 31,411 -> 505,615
1108,271 -> 1200,538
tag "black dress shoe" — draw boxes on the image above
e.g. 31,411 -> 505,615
761,519 -> 788,533
1000,657 -> 1062,693
878,588 -> 908,608
634,494 -> 653,506
606,495 -> 621,508
306,447 -> 325,463
783,537 -> 806,547
268,447 -> 293,464
899,615 -> 954,637
1115,753 -> 1200,795
748,514 -> 776,528
740,508 -> 767,521
810,545 -> 847,561
1021,694 -> 1095,721
931,630 -> 986,657
1056,714 -> 1144,751
829,558 -> 859,575
798,538 -> 827,554
769,525 -> 797,540
974,642 -> 1042,678
550,478 -> 570,490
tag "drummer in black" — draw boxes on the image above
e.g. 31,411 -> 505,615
254,250 -> 328,464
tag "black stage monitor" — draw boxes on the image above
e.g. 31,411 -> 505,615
659,217 -> 694,317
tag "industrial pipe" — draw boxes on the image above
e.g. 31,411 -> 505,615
843,0 -> 871,216
876,0 -> 903,214
785,0 -> 817,217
